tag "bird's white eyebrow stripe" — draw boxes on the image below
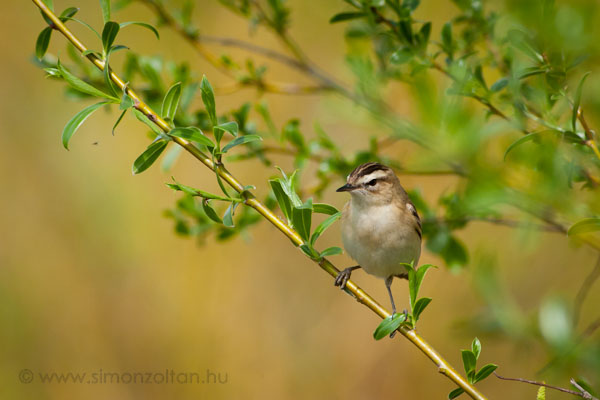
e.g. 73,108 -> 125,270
358,170 -> 388,182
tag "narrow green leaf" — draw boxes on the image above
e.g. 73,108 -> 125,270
133,109 -> 164,136
169,127 -> 214,147
132,140 -> 168,174
221,135 -> 262,153
490,77 -> 508,92
572,72 -> 591,132
99,0 -> 111,23
412,297 -> 432,322
536,386 -> 546,400
59,7 -> 79,21
472,337 -> 481,360
408,264 -> 436,310
276,168 -> 303,207
473,364 -> 497,383
35,27 -> 52,60
503,133 -> 539,160
112,109 -> 127,135
461,350 -> 477,376
42,0 -> 54,11
329,12 -> 366,23
320,247 -> 343,257
222,202 -> 236,227
200,75 -> 217,125
390,47 -> 413,64
120,90 -> 134,110
292,206 -> 312,242
119,21 -> 160,40
202,199 -> 223,223
161,82 -> 182,122
167,179 -> 241,202
299,244 -> 319,260
568,218 -> 600,236
310,211 -> 341,246
161,145 -> 182,172
448,388 -> 464,399
101,21 -> 119,52
313,203 -> 339,215
214,121 -> 239,138
57,61 -> 117,100
373,313 -> 406,340
62,101 -> 110,149
442,22 -> 453,58
269,179 -> 293,222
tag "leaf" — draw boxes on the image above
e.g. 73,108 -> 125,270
133,109 -> 164,136
120,90 -> 134,110
214,121 -> 239,138
536,386 -> 546,400
119,21 -> 160,39
473,364 -> 497,383
299,244 -> 319,260
161,145 -> 182,172
320,247 -> 343,257
292,206 -> 312,242
200,75 -> 217,125
373,313 -> 406,340
35,27 -> 52,60
568,218 -> 600,236
169,127 -> 214,147
223,202 -> 236,227
59,7 -> 79,21
313,203 -> 339,215
412,297 -> 432,322
100,0 -> 111,23
57,61 -> 117,100
572,72 -> 591,132
442,22 -> 453,58
440,236 -> 468,271
101,21 -> 120,53
448,388 -> 464,399
503,132 -> 540,160
390,47 -> 413,65
112,109 -> 127,135
221,135 -> 262,153
42,0 -> 54,11
461,350 -> 477,377
408,264 -> 436,310
62,101 -> 110,149
161,82 -> 182,122
132,140 -> 168,174
329,12 -> 366,23
490,77 -> 508,92
202,200 -> 222,224
269,179 -> 292,222
471,337 -> 481,360
310,212 -> 341,246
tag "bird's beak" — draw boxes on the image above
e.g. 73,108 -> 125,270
336,183 -> 355,192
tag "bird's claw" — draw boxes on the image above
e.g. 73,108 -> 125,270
334,268 -> 354,289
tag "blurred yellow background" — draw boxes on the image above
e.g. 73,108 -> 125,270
1,1 -> 599,399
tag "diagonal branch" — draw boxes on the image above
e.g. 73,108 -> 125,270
31,1 -> 487,399
494,372 -> 598,400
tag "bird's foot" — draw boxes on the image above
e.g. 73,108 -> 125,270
334,267 -> 356,289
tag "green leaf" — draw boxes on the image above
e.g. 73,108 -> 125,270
448,388 -> 464,399
572,72 -> 591,132
112,109 -> 127,135
167,179 -> 241,202
221,135 -> 262,153
568,218 -> 600,236
440,236 -> 468,271
299,244 -> 319,260
373,313 -> 406,340
101,21 -> 120,53
200,75 -> 217,125
412,297 -> 432,322
310,212 -> 341,246
62,101 -> 110,149
473,364 -> 497,383
169,127 -> 214,147
390,47 -> 413,65
202,200 -> 222,223
57,61 -> 117,100
275,168 -> 303,208
292,206 -> 312,242
503,133 -> 539,160
269,179 -> 293,223
35,27 -> 52,60
408,264 -> 436,310
161,82 -> 182,122
161,145 -> 182,172
120,90 -> 134,110
99,0 -> 111,23
42,0 -> 54,11
320,247 -> 343,257
441,22 -> 453,58
59,7 -> 79,21
119,21 -> 160,40
329,12 -> 366,23
132,140 -> 168,174
461,350 -> 477,377
214,121 -> 239,138
490,77 -> 508,92
223,202 -> 236,227
471,337 -> 481,360
313,203 -> 339,215
536,386 -> 546,400
133,109 -> 164,136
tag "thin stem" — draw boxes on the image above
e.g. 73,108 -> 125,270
32,2 -> 487,399
494,372 -> 598,400
574,255 -> 600,326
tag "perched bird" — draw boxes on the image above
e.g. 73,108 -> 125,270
335,162 -> 422,315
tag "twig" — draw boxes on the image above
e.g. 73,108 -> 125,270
425,216 -> 565,233
31,2 -> 488,399
494,372 -> 598,400
574,255 -> 600,326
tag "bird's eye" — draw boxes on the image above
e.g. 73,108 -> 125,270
366,179 -> 377,186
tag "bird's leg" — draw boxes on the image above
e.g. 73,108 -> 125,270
385,276 -> 400,338
395,273 -> 408,280
334,265 -> 361,289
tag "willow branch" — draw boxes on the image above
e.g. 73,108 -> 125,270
32,2 -> 487,399
494,373 -> 598,400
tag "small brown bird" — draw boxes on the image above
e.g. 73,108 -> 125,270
335,162 -> 422,315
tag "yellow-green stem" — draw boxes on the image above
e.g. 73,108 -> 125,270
31,2 -> 487,398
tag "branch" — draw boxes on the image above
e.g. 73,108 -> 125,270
494,373 -> 598,400
574,255 -> 600,326
31,2 -> 488,399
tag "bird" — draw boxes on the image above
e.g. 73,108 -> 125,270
335,162 -> 422,316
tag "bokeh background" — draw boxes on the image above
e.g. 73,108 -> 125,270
2,0 -> 599,399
